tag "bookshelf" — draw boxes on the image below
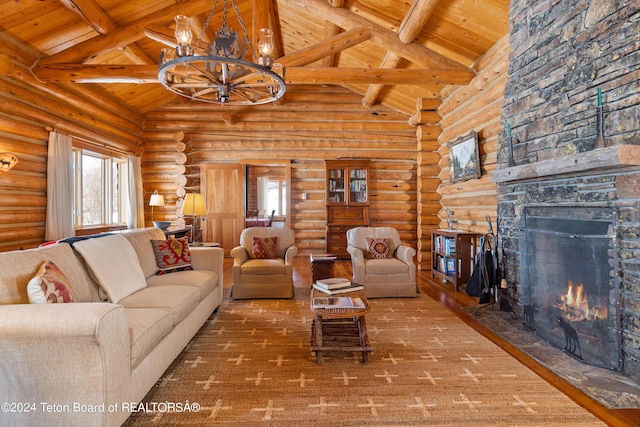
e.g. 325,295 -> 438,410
431,229 -> 480,291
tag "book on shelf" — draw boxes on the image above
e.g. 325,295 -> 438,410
312,296 -> 365,309
315,277 -> 351,289
312,283 -> 364,295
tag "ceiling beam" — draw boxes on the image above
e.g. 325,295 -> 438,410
362,0 -> 439,108
40,0 -> 213,65
60,0 -> 153,66
291,0 -> 473,73
59,0 -> 118,34
321,0 -> 345,67
286,67 -> 472,85
278,27 -> 370,67
31,64 -> 474,86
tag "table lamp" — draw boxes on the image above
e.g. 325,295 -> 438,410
149,190 -> 168,228
180,193 -> 206,245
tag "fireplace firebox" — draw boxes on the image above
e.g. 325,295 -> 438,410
519,207 -> 622,370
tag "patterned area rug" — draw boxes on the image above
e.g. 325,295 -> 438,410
123,286 -> 605,426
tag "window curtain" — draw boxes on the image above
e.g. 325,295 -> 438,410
257,176 -> 269,214
126,155 -> 144,229
45,131 -> 74,241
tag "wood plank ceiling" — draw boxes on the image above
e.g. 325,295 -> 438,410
0,0 -> 508,116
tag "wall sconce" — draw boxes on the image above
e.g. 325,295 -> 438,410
0,152 -> 18,172
180,193 -> 206,245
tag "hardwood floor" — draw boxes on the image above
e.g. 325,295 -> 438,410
221,256 -> 640,426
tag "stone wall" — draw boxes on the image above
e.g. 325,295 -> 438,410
497,1 -> 640,374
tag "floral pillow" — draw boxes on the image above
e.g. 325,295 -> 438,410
27,261 -> 76,304
366,237 -> 392,259
151,237 -> 194,275
252,236 -> 278,259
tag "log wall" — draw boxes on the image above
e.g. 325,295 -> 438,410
141,85 -> 422,255
435,35 -> 510,237
0,38 -> 507,262
0,40 -> 143,251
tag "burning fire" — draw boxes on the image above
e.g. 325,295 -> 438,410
554,280 -> 607,321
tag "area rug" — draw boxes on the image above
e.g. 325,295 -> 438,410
123,287 -> 605,426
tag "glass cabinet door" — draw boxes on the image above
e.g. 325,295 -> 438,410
327,167 -> 346,203
349,168 -> 367,203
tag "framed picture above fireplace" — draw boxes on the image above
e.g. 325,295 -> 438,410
448,131 -> 481,183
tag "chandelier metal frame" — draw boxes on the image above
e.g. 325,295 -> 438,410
157,0 -> 286,105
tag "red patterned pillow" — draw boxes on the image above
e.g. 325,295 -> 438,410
151,237 -> 194,275
252,236 -> 278,259
27,261 -> 76,303
366,237 -> 392,259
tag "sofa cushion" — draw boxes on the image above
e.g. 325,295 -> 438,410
151,237 -> 194,275
366,237 -> 391,259
0,243 -> 98,305
146,269 -> 219,301
366,257 -> 409,274
120,228 -> 167,278
125,308 -> 173,368
252,236 -> 278,259
118,285 -> 200,325
240,258 -> 286,275
27,261 -> 76,304
73,234 -> 147,303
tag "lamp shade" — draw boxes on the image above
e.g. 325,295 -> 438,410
149,194 -> 165,207
180,193 -> 206,216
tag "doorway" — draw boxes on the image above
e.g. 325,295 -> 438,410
244,161 -> 291,228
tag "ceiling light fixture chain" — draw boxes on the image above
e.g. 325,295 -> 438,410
158,0 -> 285,106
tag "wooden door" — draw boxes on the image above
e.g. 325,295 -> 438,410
201,164 -> 245,256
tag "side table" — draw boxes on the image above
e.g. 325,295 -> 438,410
310,253 -> 336,284
309,288 -> 372,364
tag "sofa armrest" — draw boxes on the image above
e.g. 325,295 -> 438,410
0,303 -> 130,426
230,246 -> 249,265
190,246 -> 224,274
396,245 -> 417,264
284,245 -> 299,265
347,246 -> 366,284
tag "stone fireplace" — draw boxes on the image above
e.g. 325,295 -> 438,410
495,0 -> 639,376
518,206 -> 621,370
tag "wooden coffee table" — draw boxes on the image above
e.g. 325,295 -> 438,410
310,288 -> 372,364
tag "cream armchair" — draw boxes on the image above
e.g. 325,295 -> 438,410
346,226 -> 417,298
230,227 -> 298,299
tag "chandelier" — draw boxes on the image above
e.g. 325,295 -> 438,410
158,0 -> 286,105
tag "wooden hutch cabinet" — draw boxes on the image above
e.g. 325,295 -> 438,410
325,160 -> 370,259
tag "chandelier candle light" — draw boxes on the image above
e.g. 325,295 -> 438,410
158,0 -> 285,105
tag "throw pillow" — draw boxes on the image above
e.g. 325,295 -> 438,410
151,237 -> 194,275
73,234 -> 147,303
27,261 -> 76,304
366,237 -> 392,259
252,236 -> 278,259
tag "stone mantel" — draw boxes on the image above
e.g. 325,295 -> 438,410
492,145 -> 640,184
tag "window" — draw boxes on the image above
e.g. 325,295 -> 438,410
73,148 -> 127,228
266,179 -> 286,216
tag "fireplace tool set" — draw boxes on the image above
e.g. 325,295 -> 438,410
473,216 -> 518,319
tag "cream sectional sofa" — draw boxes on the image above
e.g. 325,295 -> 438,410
0,227 -> 223,427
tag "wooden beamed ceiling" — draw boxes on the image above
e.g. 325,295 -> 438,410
0,0 -> 509,116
